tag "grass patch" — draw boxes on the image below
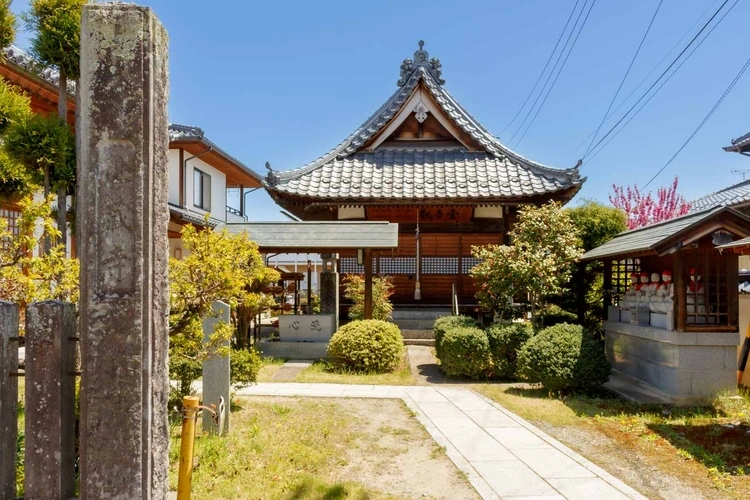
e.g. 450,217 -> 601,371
474,383 -> 750,496
168,397 -> 403,499
293,349 -> 414,385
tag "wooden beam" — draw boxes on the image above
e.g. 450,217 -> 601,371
178,148 -> 184,207
364,248 -> 373,319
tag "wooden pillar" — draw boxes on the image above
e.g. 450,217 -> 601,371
239,185 -> 245,217
602,260 -> 612,321
675,253 -> 686,332
364,248 -> 373,319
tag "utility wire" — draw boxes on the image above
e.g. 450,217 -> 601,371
583,0 -> 738,165
499,0 -> 582,135
513,0 -> 598,148
642,55 -> 750,189
581,0 -> 732,161
571,0 -> 723,154
583,0 -> 663,158
508,0 -> 590,145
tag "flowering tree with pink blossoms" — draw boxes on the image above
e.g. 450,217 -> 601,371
609,177 -> 691,230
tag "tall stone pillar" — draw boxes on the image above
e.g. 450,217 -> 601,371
0,302 -> 18,500
202,301 -> 231,435
320,253 -> 339,330
77,5 -> 170,499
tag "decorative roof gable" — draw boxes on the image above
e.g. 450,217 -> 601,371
265,42 -> 584,207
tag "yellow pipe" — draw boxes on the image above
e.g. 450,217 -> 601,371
177,396 -> 200,500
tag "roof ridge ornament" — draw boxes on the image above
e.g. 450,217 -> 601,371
397,40 -> 445,87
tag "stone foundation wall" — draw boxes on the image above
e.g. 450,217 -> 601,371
604,321 -> 739,404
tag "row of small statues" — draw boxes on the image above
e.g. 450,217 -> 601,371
620,270 -> 707,314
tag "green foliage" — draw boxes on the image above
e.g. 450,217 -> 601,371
0,149 -> 37,201
230,347 -> 262,389
433,315 -> 477,358
533,304 -> 578,330
342,274 -> 394,321
169,224 -> 279,398
438,326 -> 491,379
0,78 -> 31,135
0,1 -> 15,55
0,195 -> 78,305
471,201 -> 583,321
486,322 -> 533,378
23,0 -> 86,79
517,323 -> 611,394
4,112 -> 75,191
558,200 -> 629,330
326,320 -> 403,373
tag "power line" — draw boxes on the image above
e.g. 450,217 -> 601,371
583,0 -> 738,165
512,0 -> 598,148
499,0 -> 582,135
642,55 -> 750,189
581,0 -> 732,161
571,0 -> 724,154
583,0 -> 663,158
508,0 -> 591,145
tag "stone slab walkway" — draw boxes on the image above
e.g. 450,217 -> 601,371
270,360 -> 313,381
407,345 -> 445,384
235,383 -> 646,500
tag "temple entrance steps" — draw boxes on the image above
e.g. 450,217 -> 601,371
391,308 -> 450,347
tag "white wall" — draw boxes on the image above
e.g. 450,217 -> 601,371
168,148 -> 228,222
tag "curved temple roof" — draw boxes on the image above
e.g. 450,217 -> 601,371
264,42 -> 584,206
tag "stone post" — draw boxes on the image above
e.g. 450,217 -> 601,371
202,301 -> 231,435
320,253 -> 339,330
24,301 -> 76,500
0,301 -> 18,500
77,5 -> 170,499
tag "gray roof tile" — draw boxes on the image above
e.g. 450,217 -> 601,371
690,179 -> 750,212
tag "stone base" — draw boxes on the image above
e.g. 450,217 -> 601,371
259,342 -> 328,360
604,321 -> 739,405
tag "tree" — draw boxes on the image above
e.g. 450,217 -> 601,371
342,274 -> 394,321
23,0 -> 87,252
168,223 -> 279,398
609,176 -> 690,230
560,200 -> 627,330
470,201 -> 583,322
0,195 -> 79,308
0,0 -> 15,53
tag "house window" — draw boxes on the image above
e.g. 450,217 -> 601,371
193,169 -> 211,211
1,206 -> 21,250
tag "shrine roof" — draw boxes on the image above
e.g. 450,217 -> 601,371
689,178 -> 750,212
220,221 -> 399,252
264,42 -> 583,203
582,207 -> 750,261
724,131 -> 750,153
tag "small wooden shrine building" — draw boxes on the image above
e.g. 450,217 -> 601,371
264,42 -> 584,306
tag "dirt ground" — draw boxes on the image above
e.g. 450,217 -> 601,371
333,397 -> 479,500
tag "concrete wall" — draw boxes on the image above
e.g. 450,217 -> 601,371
605,321 -> 739,404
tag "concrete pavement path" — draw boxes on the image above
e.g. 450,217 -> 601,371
235,383 -> 645,500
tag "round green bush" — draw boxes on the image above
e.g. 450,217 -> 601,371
433,315 -> 477,358
486,322 -> 533,379
230,347 -> 262,389
438,326 -> 491,379
517,323 -> 611,394
327,320 -> 403,373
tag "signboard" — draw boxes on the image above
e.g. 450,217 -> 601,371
278,315 -> 335,342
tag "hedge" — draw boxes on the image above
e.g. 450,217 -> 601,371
327,320 -> 403,373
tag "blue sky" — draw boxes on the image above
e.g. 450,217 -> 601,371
11,0 -> 750,221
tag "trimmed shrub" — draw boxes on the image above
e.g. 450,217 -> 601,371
433,315 -> 477,358
327,320 -> 403,373
486,322 -> 533,378
438,326 -> 491,379
517,323 -> 611,394
230,347 -> 262,389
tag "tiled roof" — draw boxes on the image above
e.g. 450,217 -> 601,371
2,45 -> 76,94
724,131 -> 750,152
582,207 -> 749,260
271,149 -> 574,201
266,42 -> 583,202
221,221 -> 399,250
689,179 -> 750,212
